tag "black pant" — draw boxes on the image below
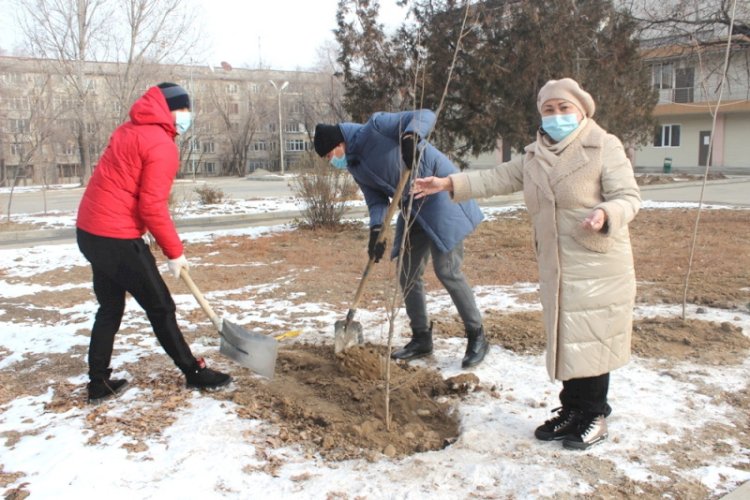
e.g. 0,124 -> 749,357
77,228 -> 196,380
560,373 -> 612,416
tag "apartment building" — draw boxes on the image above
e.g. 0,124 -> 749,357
0,56 -> 341,186
635,34 -> 750,171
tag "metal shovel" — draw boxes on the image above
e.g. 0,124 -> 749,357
334,166 -> 414,353
179,268 -> 278,379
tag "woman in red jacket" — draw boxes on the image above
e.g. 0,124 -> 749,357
77,83 -> 230,403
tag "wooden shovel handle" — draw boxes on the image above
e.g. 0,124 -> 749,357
348,166 -> 413,313
179,268 -> 223,331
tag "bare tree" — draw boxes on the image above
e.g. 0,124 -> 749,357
207,80 -> 271,176
2,73 -> 61,221
14,0 -> 204,185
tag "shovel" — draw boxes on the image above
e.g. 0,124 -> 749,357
334,166 -> 414,353
179,268 -> 278,379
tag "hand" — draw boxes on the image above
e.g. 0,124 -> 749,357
368,225 -> 386,263
411,176 -> 453,199
167,254 -> 189,278
401,134 -> 418,170
581,208 -> 607,232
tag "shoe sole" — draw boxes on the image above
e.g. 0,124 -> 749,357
186,377 -> 232,391
87,381 -> 130,405
534,431 -> 571,441
562,433 -> 608,450
390,351 -> 432,361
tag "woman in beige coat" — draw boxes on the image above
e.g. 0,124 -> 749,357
413,78 -> 641,450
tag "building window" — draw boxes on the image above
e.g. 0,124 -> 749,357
204,162 -> 216,174
652,63 -> 673,89
9,119 -> 30,133
284,122 -> 305,133
227,83 -> 238,94
654,124 -> 680,147
285,139 -> 306,152
11,143 -> 24,157
253,140 -> 267,151
190,138 -> 200,152
228,102 -> 239,114
202,141 -> 215,153
64,143 -> 76,155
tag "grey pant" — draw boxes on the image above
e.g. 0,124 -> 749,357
399,222 -> 482,333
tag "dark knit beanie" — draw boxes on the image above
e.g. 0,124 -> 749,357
157,82 -> 191,111
314,124 -> 344,157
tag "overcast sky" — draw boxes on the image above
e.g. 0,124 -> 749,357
0,0 -> 407,71
197,0 -> 407,70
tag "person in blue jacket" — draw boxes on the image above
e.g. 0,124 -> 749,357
313,109 -> 489,368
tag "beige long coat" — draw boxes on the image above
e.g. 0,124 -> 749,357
451,120 -> 640,381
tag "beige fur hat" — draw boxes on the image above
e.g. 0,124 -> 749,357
537,78 -> 596,117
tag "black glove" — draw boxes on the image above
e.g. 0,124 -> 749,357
401,134 -> 418,170
368,225 -> 386,263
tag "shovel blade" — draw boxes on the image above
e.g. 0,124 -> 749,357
219,319 -> 278,379
333,320 -> 364,354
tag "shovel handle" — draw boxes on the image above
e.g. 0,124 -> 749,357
179,268 -> 223,331
347,166 -> 413,315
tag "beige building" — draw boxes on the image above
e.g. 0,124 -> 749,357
635,34 -> 750,172
0,56 -> 342,186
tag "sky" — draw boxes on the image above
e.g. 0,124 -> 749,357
1,184 -> 749,497
0,0 -> 408,71
195,0 -> 408,70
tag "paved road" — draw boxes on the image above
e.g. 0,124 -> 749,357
1,175 -> 747,249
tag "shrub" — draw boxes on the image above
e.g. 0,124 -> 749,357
194,184 -> 225,205
290,152 -> 358,229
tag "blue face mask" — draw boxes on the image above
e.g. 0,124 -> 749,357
541,113 -> 579,142
329,152 -> 348,170
175,111 -> 192,135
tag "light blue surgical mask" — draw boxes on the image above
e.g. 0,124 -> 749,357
541,113 -> 579,142
174,111 -> 192,135
329,152 -> 348,170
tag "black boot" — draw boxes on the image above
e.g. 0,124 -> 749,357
87,377 -> 129,404
183,357 -> 231,390
462,326 -> 489,368
391,323 -> 433,361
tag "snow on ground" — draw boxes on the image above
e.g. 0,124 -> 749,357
1,198 -> 749,498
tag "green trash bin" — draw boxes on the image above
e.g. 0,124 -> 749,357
663,157 -> 672,174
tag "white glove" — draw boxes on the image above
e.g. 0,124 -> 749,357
167,254 -> 189,279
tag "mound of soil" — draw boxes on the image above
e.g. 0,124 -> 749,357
223,344 -> 463,461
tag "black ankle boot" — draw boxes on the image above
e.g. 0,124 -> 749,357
462,326 -> 489,368
391,323 -> 433,361
183,357 -> 231,390
87,378 -> 129,404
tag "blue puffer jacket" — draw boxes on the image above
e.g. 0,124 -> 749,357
338,109 -> 483,257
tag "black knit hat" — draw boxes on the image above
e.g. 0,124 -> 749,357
157,82 -> 191,111
314,124 -> 344,157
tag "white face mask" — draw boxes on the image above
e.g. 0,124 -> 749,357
174,111 -> 192,135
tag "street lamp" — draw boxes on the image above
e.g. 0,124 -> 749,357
269,80 -> 289,174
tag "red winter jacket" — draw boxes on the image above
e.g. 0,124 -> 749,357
77,86 -> 184,259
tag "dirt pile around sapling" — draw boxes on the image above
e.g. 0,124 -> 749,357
224,343 -> 463,461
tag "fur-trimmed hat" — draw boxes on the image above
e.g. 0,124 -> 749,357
537,78 -> 595,117
313,124 -> 344,157
157,82 -> 191,111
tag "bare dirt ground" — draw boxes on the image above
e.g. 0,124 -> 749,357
1,185 -> 749,498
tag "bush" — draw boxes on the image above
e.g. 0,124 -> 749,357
290,152 -> 358,229
194,184 -> 225,205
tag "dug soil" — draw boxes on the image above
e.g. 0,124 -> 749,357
1,204 -> 749,468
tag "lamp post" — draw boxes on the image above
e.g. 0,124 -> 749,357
269,80 -> 289,174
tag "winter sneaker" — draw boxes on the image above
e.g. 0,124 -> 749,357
534,407 -> 581,441
87,378 -> 129,404
562,413 -> 608,450
184,358 -> 231,390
